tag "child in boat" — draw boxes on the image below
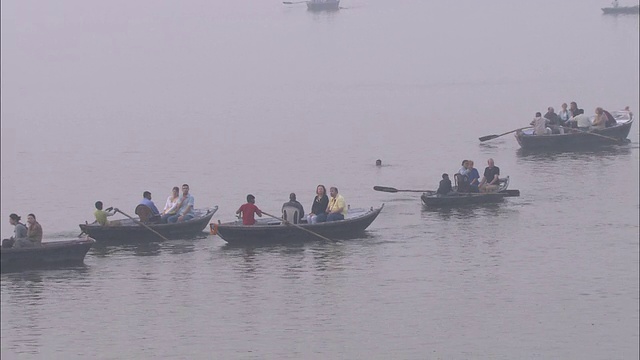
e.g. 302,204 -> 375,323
236,194 -> 263,225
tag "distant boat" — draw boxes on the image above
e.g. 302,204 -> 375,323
515,111 -> 634,150
307,0 -> 340,11
602,5 -> 639,14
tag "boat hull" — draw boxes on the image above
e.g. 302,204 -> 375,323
1,238 -> 95,272
307,0 -> 340,11
515,119 -> 633,150
215,205 -> 383,245
421,192 -> 506,207
602,5 -> 639,14
79,207 -> 218,244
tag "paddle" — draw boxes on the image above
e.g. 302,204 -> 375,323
115,209 -> 170,242
373,186 -> 434,193
282,1 -> 307,4
479,127 -> 530,142
499,190 -> 520,197
560,126 -> 624,143
261,211 -> 333,242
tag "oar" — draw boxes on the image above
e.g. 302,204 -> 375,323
115,209 -> 170,242
479,127 -> 530,142
261,211 -> 333,242
560,126 -> 624,143
374,186 -> 433,193
499,189 -> 520,197
283,1 -> 307,4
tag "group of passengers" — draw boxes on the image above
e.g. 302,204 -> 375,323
529,102 -> 622,136
235,185 -> 347,226
2,213 -> 43,249
93,184 -> 196,226
437,158 -> 501,195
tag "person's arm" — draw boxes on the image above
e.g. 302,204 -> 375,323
256,207 -> 263,217
491,169 -> 500,185
236,205 -> 243,216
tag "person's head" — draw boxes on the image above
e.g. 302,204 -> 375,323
468,160 -> 474,169
246,194 -> 255,203
95,201 -> 103,210
289,193 -> 296,201
535,112 -> 542,117
9,213 -> 20,225
182,184 -> 190,196
548,106 -> 555,113
595,107 -> 603,115
27,213 -> 36,225
329,187 -> 338,198
143,191 -> 152,200
575,108 -> 584,115
570,101 -> 578,111
561,103 -> 568,110
316,185 -> 326,196
487,158 -> 495,167
461,160 -> 468,167
172,186 -> 180,197
442,173 -> 449,180
375,159 -> 382,166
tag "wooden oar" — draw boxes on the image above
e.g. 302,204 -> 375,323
560,126 -> 624,143
373,186 -> 434,193
115,209 -> 170,242
499,189 -> 520,197
283,1 -> 307,4
261,211 -> 333,242
479,127 -> 530,142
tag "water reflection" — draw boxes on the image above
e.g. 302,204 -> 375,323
516,144 -> 633,160
421,202 -> 508,220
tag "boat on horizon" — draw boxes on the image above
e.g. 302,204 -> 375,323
602,5 -> 639,14
307,0 -> 340,11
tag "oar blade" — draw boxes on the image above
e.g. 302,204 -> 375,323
373,186 -> 398,193
479,134 -> 499,142
499,190 -> 520,197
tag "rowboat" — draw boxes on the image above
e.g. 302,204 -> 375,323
514,111 -> 633,150
307,0 -> 340,11
79,206 -> 218,244
421,178 -> 514,208
214,205 -> 383,245
1,237 -> 95,272
602,5 -> 639,14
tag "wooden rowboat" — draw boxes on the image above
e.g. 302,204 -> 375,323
307,0 -> 340,11
1,237 -> 95,272
602,5 -> 639,14
214,205 -> 383,245
79,206 -> 218,244
515,111 -> 633,150
421,178 -> 516,208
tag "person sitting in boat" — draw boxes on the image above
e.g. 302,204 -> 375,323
160,186 -> 181,223
325,187 -> 347,222
140,191 -> 161,222
612,0 -> 619,8
591,107 -> 607,129
307,185 -> 329,224
569,101 -> 584,117
2,213 -> 31,248
167,184 -> 195,223
479,158 -> 500,193
458,160 -> 470,176
558,103 -> 571,124
26,213 -> 43,246
467,161 -> 481,193
236,194 -> 262,225
437,174 -> 453,195
94,201 -> 116,226
282,193 -> 305,223
544,107 -> 564,134
602,108 -> 617,127
530,112 -> 551,135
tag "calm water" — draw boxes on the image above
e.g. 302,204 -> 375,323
1,0 -> 639,359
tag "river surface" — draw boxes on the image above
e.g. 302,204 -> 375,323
1,0 -> 639,359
